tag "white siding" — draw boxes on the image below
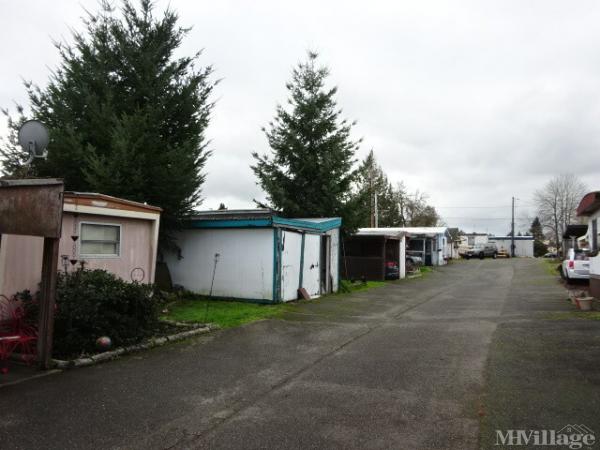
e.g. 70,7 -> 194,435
327,228 -> 340,292
281,230 -> 303,301
490,239 -> 534,257
302,234 -> 321,297
399,235 -> 406,279
586,211 -> 600,277
165,228 -> 274,300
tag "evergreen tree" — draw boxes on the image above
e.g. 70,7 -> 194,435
354,150 -> 398,227
0,0 -> 215,251
252,52 -> 361,230
530,216 -> 548,257
353,150 -> 441,228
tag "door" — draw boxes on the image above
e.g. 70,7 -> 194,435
425,239 -> 433,266
280,230 -> 303,301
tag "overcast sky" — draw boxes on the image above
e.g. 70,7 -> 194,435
2,0 -> 600,234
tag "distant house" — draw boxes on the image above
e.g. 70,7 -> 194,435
345,227 -> 452,267
164,209 -> 341,302
0,192 -> 161,298
463,232 -> 489,247
343,228 -> 407,281
488,236 -> 534,257
576,191 -> 600,297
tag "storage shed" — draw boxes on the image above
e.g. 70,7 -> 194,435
165,210 -> 341,303
343,228 -> 407,281
0,192 -> 161,298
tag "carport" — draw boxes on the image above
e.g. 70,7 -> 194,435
343,229 -> 406,281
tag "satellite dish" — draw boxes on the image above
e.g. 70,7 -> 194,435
17,119 -> 49,164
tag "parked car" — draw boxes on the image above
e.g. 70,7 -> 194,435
561,248 -> 590,281
463,243 -> 498,259
543,252 -> 558,259
497,249 -> 510,258
385,261 -> 399,279
405,255 -> 423,273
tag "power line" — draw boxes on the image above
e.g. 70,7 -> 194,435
435,204 -> 536,209
439,217 -> 532,220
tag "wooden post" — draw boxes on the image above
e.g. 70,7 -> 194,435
37,237 -> 60,369
381,237 -> 386,281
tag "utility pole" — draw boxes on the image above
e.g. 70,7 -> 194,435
374,193 -> 379,228
511,196 -> 515,257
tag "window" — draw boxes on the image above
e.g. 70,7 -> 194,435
80,223 -> 121,257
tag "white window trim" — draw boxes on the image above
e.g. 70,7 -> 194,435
79,221 -> 122,259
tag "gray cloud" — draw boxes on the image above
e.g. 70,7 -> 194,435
2,0 -> 600,234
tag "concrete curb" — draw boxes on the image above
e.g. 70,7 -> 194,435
51,324 -> 218,369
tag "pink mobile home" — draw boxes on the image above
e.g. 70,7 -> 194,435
0,192 -> 161,298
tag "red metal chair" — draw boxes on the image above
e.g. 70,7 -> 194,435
0,295 -> 38,373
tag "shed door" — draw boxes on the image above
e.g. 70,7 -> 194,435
302,234 -> 321,297
280,230 -> 303,302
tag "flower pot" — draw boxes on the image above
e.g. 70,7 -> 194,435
576,297 -> 593,311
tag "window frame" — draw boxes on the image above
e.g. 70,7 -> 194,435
79,221 -> 122,259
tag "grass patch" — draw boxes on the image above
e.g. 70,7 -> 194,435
541,258 -> 562,276
163,297 -> 288,328
545,311 -> 600,321
339,279 -> 386,293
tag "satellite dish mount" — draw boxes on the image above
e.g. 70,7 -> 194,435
18,119 -> 49,165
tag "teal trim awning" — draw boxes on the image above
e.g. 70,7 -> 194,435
187,214 -> 341,232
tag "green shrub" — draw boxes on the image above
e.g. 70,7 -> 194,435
20,269 -> 162,358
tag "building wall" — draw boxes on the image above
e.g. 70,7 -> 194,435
0,212 -> 157,298
583,210 -> 600,251
399,235 -> 406,279
584,210 -> 600,282
327,228 -> 340,292
166,228 -> 275,301
489,238 -> 534,257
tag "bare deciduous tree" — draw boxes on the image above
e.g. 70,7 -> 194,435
534,174 -> 587,254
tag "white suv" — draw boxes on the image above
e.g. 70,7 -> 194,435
561,248 -> 590,281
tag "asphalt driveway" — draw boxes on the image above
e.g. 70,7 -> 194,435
1,259 -> 599,449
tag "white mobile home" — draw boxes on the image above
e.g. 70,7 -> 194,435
488,236 -> 534,257
402,227 -> 453,266
165,210 -> 341,303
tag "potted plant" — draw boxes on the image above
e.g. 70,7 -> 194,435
576,296 -> 594,311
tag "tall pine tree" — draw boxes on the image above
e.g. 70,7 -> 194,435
252,52 -> 361,230
0,0 -> 215,251
530,216 -> 548,257
355,150 -> 401,227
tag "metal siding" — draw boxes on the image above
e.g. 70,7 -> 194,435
165,228 -> 274,300
302,234 -> 321,297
